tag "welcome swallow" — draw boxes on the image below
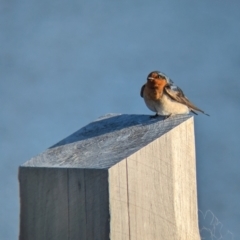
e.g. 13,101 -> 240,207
140,71 -> 209,118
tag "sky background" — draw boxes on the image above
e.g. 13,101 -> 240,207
1,1 -> 240,239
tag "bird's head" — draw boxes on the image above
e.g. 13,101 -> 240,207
147,71 -> 173,84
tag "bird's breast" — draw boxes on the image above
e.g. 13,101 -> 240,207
144,80 -> 166,100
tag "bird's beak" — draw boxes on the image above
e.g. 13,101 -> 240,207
147,77 -> 155,80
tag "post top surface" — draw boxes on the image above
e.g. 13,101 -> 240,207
22,114 -> 192,169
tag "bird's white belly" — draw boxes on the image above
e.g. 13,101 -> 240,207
144,94 -> 189,116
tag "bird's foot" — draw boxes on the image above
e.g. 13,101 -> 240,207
150,113 -> 160,119
150,113 -> 173,120
163,114 -> 172,120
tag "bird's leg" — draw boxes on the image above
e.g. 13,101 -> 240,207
164,114 -> 172,120
150,113 -> 159,119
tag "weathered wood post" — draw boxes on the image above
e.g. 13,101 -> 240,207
19,114 -> 201,240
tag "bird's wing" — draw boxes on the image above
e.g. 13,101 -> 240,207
164,83 -> 209,115
140,84 -> 145,98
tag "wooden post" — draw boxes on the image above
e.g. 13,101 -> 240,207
19,114 -> 201,240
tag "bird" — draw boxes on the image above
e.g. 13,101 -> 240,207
140,71 -> 209,118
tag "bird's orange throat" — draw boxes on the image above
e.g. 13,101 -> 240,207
146,79 -> 167,100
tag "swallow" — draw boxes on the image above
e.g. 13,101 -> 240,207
140,71 -> 209,118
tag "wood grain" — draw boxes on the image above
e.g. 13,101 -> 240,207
19,114 -> 200,240
22,114 -> 191,169
19,168 -> 109,240
108,117 -> 200,240
19,168 -> 68,240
